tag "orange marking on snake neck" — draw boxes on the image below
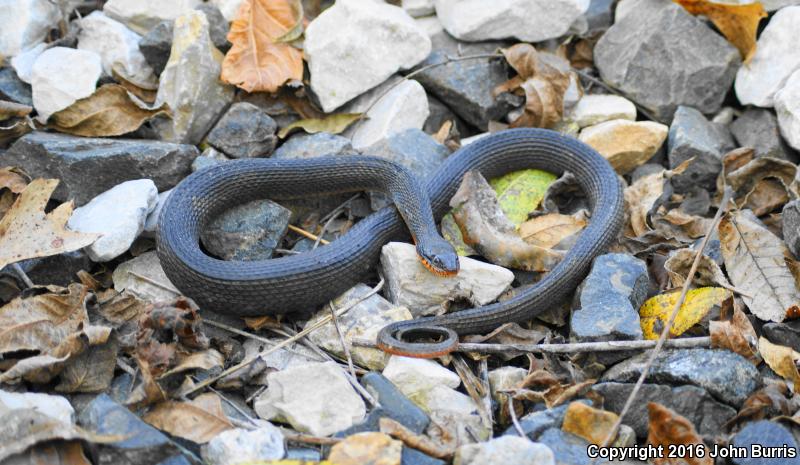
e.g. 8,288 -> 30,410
418,255 -> 458,277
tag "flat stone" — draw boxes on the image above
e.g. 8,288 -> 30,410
152,10 -> 234,144
351,80 -> 429,150
763,320 -> 800,353
570,253 -> 647,346
4,131 -> 198,205
454,436 -> 555,465
600,348 -> 762,407
10,42 -> 47,84
668,105 -> 736,192
9,250 -> 91,287
112,251 -> 179,303
591,382 -> 736,438
730,108 -> 797,162
594,0 -> 740,122
254,361 -> 366,437
0,67 -> 33,106
732,420 -> 800,465
735,6 -> 800,107
103,0 -> 201,34
776,69 -> 800,151
568,94 -> 636,128
304,284 -> 413,370
77,11 -> 155,84
0,389 -> 74,425
202,422 -> 285,465
0,0 -> 61,57
272,132 -> 358,159
201,199 -> 291,261
207,102 -> 278,158
578,119 -> 668,174
403,0 -> 435,17
30,46 -> 102,122
305,0 -> 431,111
434,0 -> 589,42
413,31 -> 517,130
138,21 -> 173,76
192,147 -> 230,172
68,179 -> 157,262
382,356 -> 461,401
404,448 -> 447,465
380,241 -> 514,317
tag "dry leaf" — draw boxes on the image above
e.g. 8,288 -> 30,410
143,393 -> 234,443
725,382 -> 791,428
664,248 -> 732,289
0,119 -> 32,148
520,211 -> 587,248
674,0 -> 766,62
0,167 -> 29,194
0,100 -> 32,120
0,179 -> 99,269
724,157 -> 798,216
759,336 -> 800,391
277,112 -> 362,138
719,210 -> 800,322
49,84 -> 168,137
561,401 -> 619,445
639,287 -> 730,340
647,402 -> 713,465
710,297 -> 760,364
507,370 -> 596,409
4,441 -> 92,465
56,337 -> 118,393
624,161 -> 690,239
221,0 -> 304,93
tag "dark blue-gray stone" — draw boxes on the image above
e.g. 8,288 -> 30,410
501,402 -> 573,441
783,199 -> 800,258
732,421 -> 800,465
730,108 -> 798,162
668,106 -> 736,192
201,199 -> 291,261
139,21 -> 173,76
195,3 -> 230,53
0,66 -> 32,106
272,132 -> 358,159
403,448 -> 446,465
361,372 -> 430,434
763,320 -> 800,353
423,94 -> 468,137
538,428 -> 592,465
6,250 -> 91,287
601,349 -> 762,407
584,0 -> 615,33
207,102 -> 278,159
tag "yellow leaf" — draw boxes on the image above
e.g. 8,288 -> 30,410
440,212 -> 476,256
561,401 -> 618,445
759,336 -> 800,392
221,0 -> 304,93
519,212 -> 586,248
674,0 -> 766,62
639,287 -> 730,340
489,169 -> 557,226
277,113 -> 362,138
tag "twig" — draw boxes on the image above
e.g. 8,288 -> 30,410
508,395 -> 527,439
314,208 -> 342,250
287,224 -> 330,245
128,271 -> 181,295
11,263 -> 34,288
599,187 -> 734,448
116,357 -> 137,377
329,300 -> 357,379
478,359 -> 494,429
203,319 -> 324,360
280,427 -> 342,446
573,69 -> 660,123
379,418 -> 454,460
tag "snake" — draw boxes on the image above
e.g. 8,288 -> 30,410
157,128 -> 624,358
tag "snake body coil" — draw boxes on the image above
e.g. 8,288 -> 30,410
157,128 -> 624,357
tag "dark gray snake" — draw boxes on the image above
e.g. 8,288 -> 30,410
157,128 -> 624,357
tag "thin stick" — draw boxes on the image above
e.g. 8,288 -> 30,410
203,319 -> 325,360
574,69 -> 660,123
599,188 -> 734,448
508,395 -> 526,438
329,300 -> 357,379
314,208 -> 342,250
11,263 -> 34,288
287,224 -> 330,245
280,428 -> 342,446
128,271 -> 181,295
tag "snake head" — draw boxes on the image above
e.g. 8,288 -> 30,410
416,239 -> 460,277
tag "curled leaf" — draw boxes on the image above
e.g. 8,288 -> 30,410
143,393 -> 234,443
278,112 -> 362,138
710,297 -> 760,364
674,0 -> 766,62
519,211 -> 587,249
664,248 -> 732,289
759,336 -> 800,391
639,287 -> 730,340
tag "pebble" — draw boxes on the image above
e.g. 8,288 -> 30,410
203,422 -> 285,465
351,80 -> 430,150
192,147 -> 230,172
243,338 -> 323,376
594,0 -> 739,121
103,0 -> 201,34
380,241 -> 515,317
273,132 -> 358,159
152,10 -> 234,144
4,132 -> 198,205
77,11 -> 155,84
304,284 -> 412,370
434,0 -> 589,43
601,348 -> 762,407
0,390 -> 74,425
206,102 -> 278,158
732,421 -> 800,465
254,361 -> 366,437
735,6 -> 800,107
488,366 -> 527,403
68,179 -> 157,262
112,251 -> 179,303
30,47 -> 103,122
776,69 -> 800,151
304,0 -> 431,111
8,250 -> 91,287
403,0 -> 435,17
195,3 -> 231,53
730,108 -> 797,161
142,189 -> 171,236
454,436 -> 555,465
0,66 -> 33,106
667,105 -> 736,192
138,21 -> 173,76
578,119 -> 668,174
201,199 -> 291,261
784,199 -> 800,258
0,0 -> 61,57
568,94 -> 636,128
10,42 -> 47,84
570,254 -> 647,347
591,382 -> 736,438
382,356 -> 461,400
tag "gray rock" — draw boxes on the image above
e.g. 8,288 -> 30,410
207,102 -> 278,159
570,253 -> 648,345
192,147 -> 230,172
4,132 -> 198,205
412,31 -> 519,130
502,403 -> 573,440
763,320 -> 800,352
783,199 -> 800,257
594,0 -> 740,122
584,0 -> 615,33
731,108 -> 798,162
143,189 -> 171,237
424,94 -> 468,136
537,428 -> 592,465
201,199 -> 291,261
0,66 -> 32,106
601,349 -> 762,407
8,250 -> 90,287
454,436 -> 555,465
194,3 -> 230,52
732,421 -> 800,465
273,132 -> 358,159
138,21 -> 173,76
668,106 -> 736,192
630,163 -> 666,183
404,448 -> 446,465
591,382 -> 736,438
203,423 -> 284,465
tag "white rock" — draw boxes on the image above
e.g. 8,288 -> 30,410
209,0 -> 245,21
254,361 -> 366,437
10,42 -> 47,84
776,69 -> 800,151
203,422 -> 285,465
415,15 -> 444,36
152,10 -> 234,144
78,11 -> 155,85
243,338 -> 323,378
143,189 -> 171,237
434,0 -> 590,42
426,385 -> 490,443
735,6 -> 800,107
0,390 -> 74,425
710,0 -> 800,11
103,0 -> 201,34
68,179 -> 157,262
0,0 -> 60,57
568,94 -> 637,128
305,0 -> 431,112
488,366 -> 527,403
380,241 -> 515,316
30,47 -> 102,123
403,0 -> 435,17
351,80 -> 430,150
454,436 -> 555,465
382,355 -> 461,400
112,251 -> 178,302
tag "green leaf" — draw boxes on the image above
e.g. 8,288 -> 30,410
489,169 -> 558,226
440,213 -> 476,256
278,113 -> 362,138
